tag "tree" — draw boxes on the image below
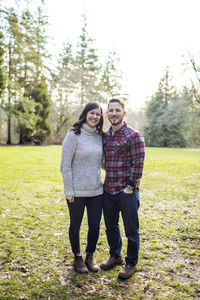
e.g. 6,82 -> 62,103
13,93 -> 38,144
48,41 -> 76,143
20,9 -> 38,96
181,54 -> 200,147
0,31 -> 6,99
0,3 -> 51,144
143,67 -> 186,147
74,13 -> 102,106
0,31 -> 7,144
29,76 -> 51,144
4,9 -> 24,144
181,86 -> 200,147
32,6 -> 49,83
101,50 -> 127,101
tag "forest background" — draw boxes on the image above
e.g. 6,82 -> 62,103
0,0 -> 200,147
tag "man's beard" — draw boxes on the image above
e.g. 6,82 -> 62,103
108,116 -> 123,126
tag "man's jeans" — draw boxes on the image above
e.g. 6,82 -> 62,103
67,195 -> 103,255
103,189 -> 140,267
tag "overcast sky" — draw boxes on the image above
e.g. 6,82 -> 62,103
5,0 -> 200,108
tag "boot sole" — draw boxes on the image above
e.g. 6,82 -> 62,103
118,274 -> 133,280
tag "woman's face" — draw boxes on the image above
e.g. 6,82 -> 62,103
86,107 -> 102,128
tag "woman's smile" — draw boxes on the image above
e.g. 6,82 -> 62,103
86,108 -> 102,128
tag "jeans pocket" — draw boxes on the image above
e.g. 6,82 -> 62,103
123,191 -> 134,196
120,190 -> 134,199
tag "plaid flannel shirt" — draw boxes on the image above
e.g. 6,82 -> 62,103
103,122 -> 145,194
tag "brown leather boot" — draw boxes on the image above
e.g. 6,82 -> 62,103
118,264 -> 137,280
74,255 -> 88,273
100,254 -> 123,270
85,253 -> 99,272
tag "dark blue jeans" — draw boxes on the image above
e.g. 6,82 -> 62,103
67,194 -> 103,255
103,189 -> 140,267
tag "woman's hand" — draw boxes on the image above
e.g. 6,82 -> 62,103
66,196 -> 74,203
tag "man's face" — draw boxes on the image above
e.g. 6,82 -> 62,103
107,102 -> 126,126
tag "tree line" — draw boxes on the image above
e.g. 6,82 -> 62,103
0,1 -> 126,144
0,1 -> 200,147
143,66 -> 200,147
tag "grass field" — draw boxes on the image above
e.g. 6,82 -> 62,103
0,146 -> 199,299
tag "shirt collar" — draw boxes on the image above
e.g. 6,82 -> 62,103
109,122 -> 127,136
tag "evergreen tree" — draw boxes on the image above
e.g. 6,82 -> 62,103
143,67 -> 186,147
20,9 -> 37,96
0,32 -> 6,99
32,6 -> 49,83
74,13 -> 102,106
4,9 -> 24,143
1,4 -> 51,144
48,41 -> 76,143
13,93 -> 38,144
181,86 -> 200,147
187,56 -> 200,146
101,50 -> 127,101
0,31 -> 7,143
30,76 -> 51,144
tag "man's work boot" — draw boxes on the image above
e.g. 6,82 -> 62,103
100,254 -> 123,270
85,253 -> 99,272
74,255 -> 88,274
118,264 -> 137,280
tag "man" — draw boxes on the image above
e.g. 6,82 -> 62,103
100,98 -> 145,280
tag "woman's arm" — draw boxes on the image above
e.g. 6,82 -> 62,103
60,131 -> 77,199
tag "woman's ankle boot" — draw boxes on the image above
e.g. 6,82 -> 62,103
74,255 -> 88,273
85,253 -> 99,272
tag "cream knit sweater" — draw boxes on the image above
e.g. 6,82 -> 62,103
60,123 -> 103,197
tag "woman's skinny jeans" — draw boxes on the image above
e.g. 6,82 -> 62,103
67,194 -> 103,255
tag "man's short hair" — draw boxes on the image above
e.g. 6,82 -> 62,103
108,98 -> 125,109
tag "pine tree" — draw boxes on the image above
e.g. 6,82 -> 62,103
101,50 -> 126,101
1,4 -> 51,144
20,9 -> 37,96
74,13 -> 102,106
49,41 -> 76,142
0,31 -> 7,144
143,67 -> 186,147
0,32 -> 6,99
32,6 -> 49,83
4,9 -> 24,143
30,76 -> 51,144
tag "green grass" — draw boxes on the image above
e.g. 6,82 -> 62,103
0,146 -> 200,299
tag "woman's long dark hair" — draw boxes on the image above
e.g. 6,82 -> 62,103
71,102 -> 104,135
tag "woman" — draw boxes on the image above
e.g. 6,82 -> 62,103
60,102 -> 104,274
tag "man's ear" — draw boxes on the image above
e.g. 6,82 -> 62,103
106,111 -> 108,115
123,111 -> 126,116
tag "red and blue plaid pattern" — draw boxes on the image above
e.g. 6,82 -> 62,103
103,122 -> 145,194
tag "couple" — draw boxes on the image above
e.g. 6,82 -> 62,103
60,99 -> 145,280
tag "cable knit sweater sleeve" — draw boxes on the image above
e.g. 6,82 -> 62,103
60,130 -> 77,197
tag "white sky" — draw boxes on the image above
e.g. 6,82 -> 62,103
6,0 -> 200,108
